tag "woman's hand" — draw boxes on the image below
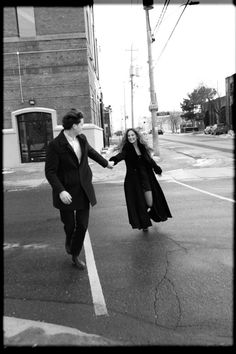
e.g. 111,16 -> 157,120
109,156 -> 116,163
59,191 -> 72,204
154,165 -> 162,175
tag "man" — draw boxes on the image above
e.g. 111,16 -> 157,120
45,108 -> 113,269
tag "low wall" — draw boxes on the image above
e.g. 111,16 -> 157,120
3,120 -> 104,168
3,128 -> 21,168
54,123 -> 104,152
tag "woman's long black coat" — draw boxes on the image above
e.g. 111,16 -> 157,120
45,131 -> 108,210
110,142 -> 172,229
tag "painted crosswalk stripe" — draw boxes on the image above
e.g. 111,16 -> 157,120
170,178 -> 235,203
84,231 -> 108,316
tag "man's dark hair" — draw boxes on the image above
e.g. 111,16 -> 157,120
62,108 -> 84,130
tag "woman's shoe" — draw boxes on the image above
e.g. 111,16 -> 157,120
148,207 -> 159,222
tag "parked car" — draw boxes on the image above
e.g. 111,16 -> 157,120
158,129 -> 164,135
114,130 -> 123,136
211,123 -> 229,135
204,125 -> 213,134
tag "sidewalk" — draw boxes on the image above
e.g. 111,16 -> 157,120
3,141 -> 234,346
4,316 -> 120,346
3,141 -> 234,191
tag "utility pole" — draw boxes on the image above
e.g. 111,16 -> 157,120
130,44 -> 135,128
126,45 -> 138,128
123,82 -> 127,131
130,53 -> 134,129
143,0 -> 160,156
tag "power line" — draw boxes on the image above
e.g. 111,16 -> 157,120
153,0 -> 171,35
153,1 -> 195,36
154,0 -> 190,63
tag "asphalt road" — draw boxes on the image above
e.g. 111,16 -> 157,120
4,175 -> 233,345
3,133 -> 234,345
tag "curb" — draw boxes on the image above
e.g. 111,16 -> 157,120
4,316 -> 120,346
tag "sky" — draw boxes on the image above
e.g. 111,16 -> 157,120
93,1 -> 235,131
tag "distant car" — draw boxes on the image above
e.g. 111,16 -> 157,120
114,130 -> 123,136
141,131 -> 149,141
204,125 -> 213,134
211,123 -> 229,135
158,129 -> 164,135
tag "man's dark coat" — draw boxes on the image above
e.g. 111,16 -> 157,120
45,131 -> 108,210
110,142 -> 172,229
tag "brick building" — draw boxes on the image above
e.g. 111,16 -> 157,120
202,96 -> 226,127
225,73 -> 235,130
202,73 -> 235,130
3,6 -> 105,168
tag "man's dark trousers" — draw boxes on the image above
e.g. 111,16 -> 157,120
59,208 -> 89,256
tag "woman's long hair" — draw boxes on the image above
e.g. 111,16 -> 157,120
115,128 -> 153,155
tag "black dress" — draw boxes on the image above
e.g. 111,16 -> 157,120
110,143 -> 172,230
137,155 -> 152,192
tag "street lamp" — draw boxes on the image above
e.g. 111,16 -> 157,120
142,0 -> 153,10
143,0 -> 199,156
180,1 -> 200,5
179,1 -> 200,8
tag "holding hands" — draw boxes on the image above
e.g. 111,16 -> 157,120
59,160 -> 114,206
107,161 -> 114,169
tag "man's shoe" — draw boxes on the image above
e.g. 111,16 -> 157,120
65,241 -> 71,255
71,255 -> 86,270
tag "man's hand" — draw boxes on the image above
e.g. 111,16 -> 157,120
107,161 -> 114,169
59,191 -> 72,204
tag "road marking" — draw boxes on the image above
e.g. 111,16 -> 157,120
84,231 -> 108,316
4,243 -> 20,249
170,178 -> 235,203
4,243 -> 49,249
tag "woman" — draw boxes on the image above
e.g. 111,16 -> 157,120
109,129 -> 172,231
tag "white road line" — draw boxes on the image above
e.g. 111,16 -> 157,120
170,178 -> 235,203
4,243 -> 49,249
84,231 -> 108,316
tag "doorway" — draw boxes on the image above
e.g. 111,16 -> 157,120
17,111 -> 53,163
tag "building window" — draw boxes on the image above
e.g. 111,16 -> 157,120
16,7 -> 36,37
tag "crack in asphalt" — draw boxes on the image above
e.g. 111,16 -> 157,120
154,248 -> 183,330
152,233 -> 190,330
152,234 -> 232,331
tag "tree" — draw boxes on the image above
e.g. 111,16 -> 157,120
190,85 -> 216,106
169,112 -> 182,133
180,98 -> 195,124
180,84 -> 219,127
